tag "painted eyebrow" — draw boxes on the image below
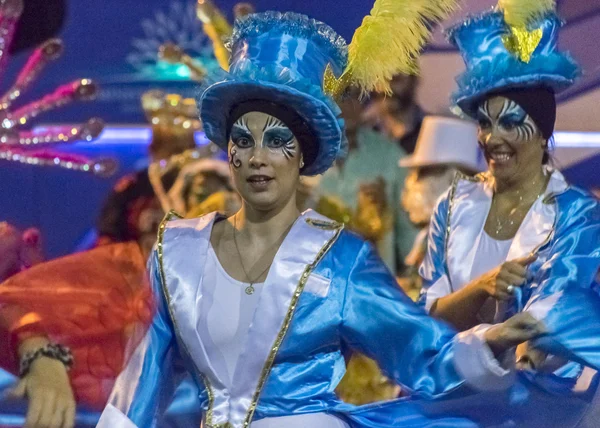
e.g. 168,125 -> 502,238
230,124 -> 252,135
263,127 -> 294,138
477,102 -> 492,120
232,116 -> 251,133
262,116 -> 288,132
499,101 -> 526,119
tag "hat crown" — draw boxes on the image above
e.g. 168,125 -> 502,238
229,12 -> 347,88
401,116 -> 484,171
448,10 -> 561,72
447,9 -> 580,117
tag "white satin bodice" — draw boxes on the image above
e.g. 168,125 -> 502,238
205,246 -> 264,387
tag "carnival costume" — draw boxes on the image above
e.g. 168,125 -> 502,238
418,0 -> 600,426
0,0 -> 111,176
96,1 -> 554,427
97,90 -> 215,257
0,1 -> 152,426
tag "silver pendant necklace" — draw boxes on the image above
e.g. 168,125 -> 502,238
492,175 -> 546,236
231,214 -> 294,295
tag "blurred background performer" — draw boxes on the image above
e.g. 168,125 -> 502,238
398,116 -> 484,300
96,90 -> 212,257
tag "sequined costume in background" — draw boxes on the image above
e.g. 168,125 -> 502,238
0,3 -> 145,425
97,90 -> 211,258
0,223 -> 43,283
0,0 -> 109,175
0,0 -> 112,278
322,95 -> 402,406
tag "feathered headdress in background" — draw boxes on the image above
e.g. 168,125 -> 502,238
158,1 -> 255,79
324,0 -> 460,98
0,0 -> 114,176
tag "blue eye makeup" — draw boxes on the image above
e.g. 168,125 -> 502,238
480,99 -> 537,141
261,116 -> 298,159
476,114 -> 492,129
230,125 -> 254,149
499,107 -> 526,128
264,128 -> 294,148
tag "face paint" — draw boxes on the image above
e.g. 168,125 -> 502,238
476,96 -> 546,182
229,117 -> 252,168
477,98 -> 538,143
262,116 -> 297,160
227,111 -> 302,211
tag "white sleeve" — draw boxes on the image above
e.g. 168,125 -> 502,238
97,404 -> 139,428
453,324 -> 516,391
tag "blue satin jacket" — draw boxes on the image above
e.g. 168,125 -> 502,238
104,210 -> 516,428
417,170 -> 600,426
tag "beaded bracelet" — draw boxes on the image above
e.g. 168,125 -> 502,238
19,343 -> 74,377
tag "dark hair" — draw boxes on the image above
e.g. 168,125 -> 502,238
543,135 -> 555,165
490,87 -> 556,140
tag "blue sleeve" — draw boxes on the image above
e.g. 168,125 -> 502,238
417,191 -> 451,310
107,249 -> 177,427
340,241 -> 465,397
525,197 -> 600,370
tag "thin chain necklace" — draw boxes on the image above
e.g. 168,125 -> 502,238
491,173 -> 547,237
232,214 -> 294,295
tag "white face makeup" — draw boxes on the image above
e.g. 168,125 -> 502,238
227,111 -> 302,211
475,96 -> 545,181
229,115 -> 298,169
477,98 -> 538,143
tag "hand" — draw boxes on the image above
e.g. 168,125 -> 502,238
11,357 -> 75,428
475,254 -> 537,301
516,342 -> 547,371
484,312 -> 547,358
20,228 -> 44,268
0,222 -> 21,280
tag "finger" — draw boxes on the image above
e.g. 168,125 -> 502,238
512,254 -> 538,266
500,272 -> 527,287
49,404 -> 64,428
504,262 -> 528,277
516,358 -> 535,371
25,392 -> 45,428
37,391 -> 57,428
48,407 -> 65,428
515,318 -> 547,336
9,379 -> 27,399
505,328 -> 539,345
494,280 -> 512,300
62,400 -> 76,428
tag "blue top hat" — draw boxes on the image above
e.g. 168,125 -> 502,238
448,10 -> 580,118
198,11 -> 348,176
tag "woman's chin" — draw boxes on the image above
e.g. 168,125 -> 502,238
243,192 -> 282,211
489,163 -> 517,182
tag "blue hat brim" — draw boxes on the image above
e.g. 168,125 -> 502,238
200,80 -> 343,176
454,74 -> 574,119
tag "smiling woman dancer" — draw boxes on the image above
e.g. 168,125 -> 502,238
417,0 -> 600,427
93,3 -> 548,428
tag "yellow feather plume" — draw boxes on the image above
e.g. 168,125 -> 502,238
197,0 -> 234,71
325,0 -> 459,98
498,0 -> 555,28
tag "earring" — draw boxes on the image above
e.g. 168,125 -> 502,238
300,159 -> 305,168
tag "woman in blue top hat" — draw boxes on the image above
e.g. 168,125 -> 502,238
89,2 -> 550,428
418,0 -> 600,426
